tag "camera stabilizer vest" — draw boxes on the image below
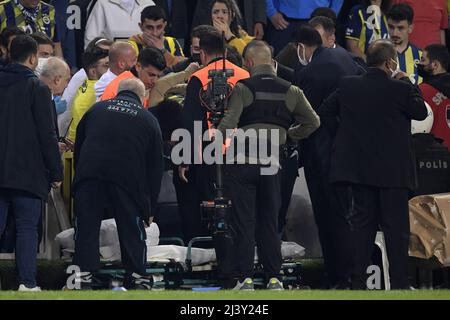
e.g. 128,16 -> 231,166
238,74 -> 293,130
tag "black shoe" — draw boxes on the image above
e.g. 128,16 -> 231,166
124,273 -> 154,290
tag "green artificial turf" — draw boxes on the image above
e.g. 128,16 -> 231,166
0,290 -> 449,300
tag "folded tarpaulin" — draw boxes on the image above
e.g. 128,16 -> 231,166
409,193 -> 450,266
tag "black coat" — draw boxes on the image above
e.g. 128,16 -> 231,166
154,0 -> 188,40
0,64 -> 63,200
73,91 -> 164,220
319,68 -> 428,189
294,46 -> 363,110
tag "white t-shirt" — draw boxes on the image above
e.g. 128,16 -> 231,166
58,69 -> 88,136
84,0 -> 155,49
94,69 -> 118,101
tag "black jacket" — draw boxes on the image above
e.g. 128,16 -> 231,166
73,91 -> 164,220
0,63 -> 63,200
424,73 -> 450,98
154,0 -> 188,40
294,46 -> 363,110
319,68 -> 428,189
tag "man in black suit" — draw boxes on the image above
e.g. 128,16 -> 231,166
293,25 -> 362,288
319,40 -> 428,290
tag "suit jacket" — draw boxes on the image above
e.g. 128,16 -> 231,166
294,46 -> 363,111
319,68 -> 428,189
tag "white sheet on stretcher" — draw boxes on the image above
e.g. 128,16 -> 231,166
55,219 -> 306,266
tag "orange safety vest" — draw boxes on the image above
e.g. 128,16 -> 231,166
101,71 -> 149,108
190,59 -> 249,152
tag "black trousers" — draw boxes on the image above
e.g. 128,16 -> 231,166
224,164 -> 282,281
73,180 -> 147,275
278,146 -> 300,235
302,129 -> 341,287
334,183 -> 411,289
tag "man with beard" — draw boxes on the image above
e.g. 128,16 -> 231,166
387,3 -> 423,85
419,44 -> 450,147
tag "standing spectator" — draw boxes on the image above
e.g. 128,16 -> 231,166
419,44 -> 450,147
0,0 -> 63,57
386,3 -> 422,85
207,0 -> 254,55
346,0 -> 391,61
192,0 -> 266,40
0,35 -> 63,291
392,0 -> 448,48
128,5 -> 185,67
266,0 -> 344,55
0,26 -> 24,65
32,32 -> 55,77
153,0 -> 188,46
94,41 -> 137,100
319,40 -> 427,289
84,0 -> 155,49
31,32 -> 54,58
47,0 -> 76,69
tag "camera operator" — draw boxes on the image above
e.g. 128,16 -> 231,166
217,40 -> 320,290
178,29 -> 249,241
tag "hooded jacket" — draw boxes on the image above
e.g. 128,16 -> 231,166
0,63 -> 63,199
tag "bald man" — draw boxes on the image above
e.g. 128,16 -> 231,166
217,40 -> 320,290
94,41 -> 138,100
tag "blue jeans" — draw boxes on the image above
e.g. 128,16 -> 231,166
0,188 -> 42,287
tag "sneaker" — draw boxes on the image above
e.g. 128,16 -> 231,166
233,278 -> 254,291
18,284 -> 41,292
124,273 -> 153,290
267,278 -> 284,290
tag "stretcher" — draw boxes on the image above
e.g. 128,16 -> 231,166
91,237 -> 304,290
57,223 -> 304,290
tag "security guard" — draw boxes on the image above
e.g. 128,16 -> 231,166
217,40 -> 320,290
0,0 -> 62,56
71,78 -> 164,290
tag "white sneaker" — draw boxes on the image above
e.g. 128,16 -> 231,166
18,284 -> 41,292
